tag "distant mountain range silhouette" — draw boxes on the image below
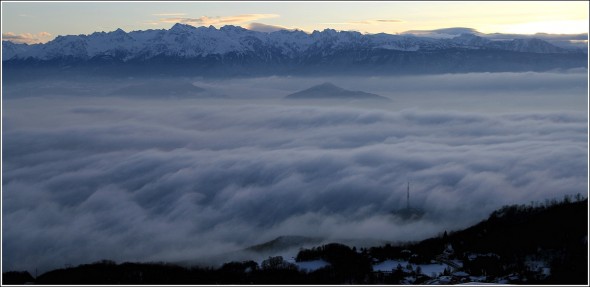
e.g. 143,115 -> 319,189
3,24 -> 586,79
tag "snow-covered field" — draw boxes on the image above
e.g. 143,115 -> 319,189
373,260 -> 451,276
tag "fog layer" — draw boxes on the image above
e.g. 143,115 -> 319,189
2,72 -> 588,273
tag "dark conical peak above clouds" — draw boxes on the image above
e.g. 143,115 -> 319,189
285,82 -> 390,101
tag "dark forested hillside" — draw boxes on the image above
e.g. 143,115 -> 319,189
3,196 -> 587,285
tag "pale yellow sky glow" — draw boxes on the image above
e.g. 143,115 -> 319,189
484,20 -> 590,35
1,1 -> 588,43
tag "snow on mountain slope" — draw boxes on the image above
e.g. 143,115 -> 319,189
2,24 -> 574,62
501,38 -> 567,53
2,41 -> 31,60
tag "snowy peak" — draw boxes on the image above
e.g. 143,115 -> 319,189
2,41 -> 29,60
170,23 -> 195,32
219,25 -> 248,33
2,24 -> 576,62
2,24 -> 586,76
449,33 -> 491,48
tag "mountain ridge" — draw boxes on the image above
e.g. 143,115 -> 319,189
2,24 -> 587,78
3,23 -> 582,61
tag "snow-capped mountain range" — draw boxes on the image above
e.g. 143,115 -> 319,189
3,23 -> 583,60
2,24 -> 587,77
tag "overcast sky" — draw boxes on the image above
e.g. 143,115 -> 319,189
1,1 -> 588,44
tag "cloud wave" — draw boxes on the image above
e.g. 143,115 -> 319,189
2,73 -> 587,274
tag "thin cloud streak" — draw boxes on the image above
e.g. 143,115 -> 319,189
2,31 -> 52,44
160,14 -> 280,26
352,19 -> 404,24
323,19 -> 404,25
152,13 -> 187,16
245,22 -> 293,32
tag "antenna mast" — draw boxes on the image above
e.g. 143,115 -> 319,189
407,181 -> 410,209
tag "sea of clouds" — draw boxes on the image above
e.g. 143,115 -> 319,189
2,71 -> 588,272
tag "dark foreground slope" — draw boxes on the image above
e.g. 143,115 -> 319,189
3,196 -> 587,285
397,196 -> 588,284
